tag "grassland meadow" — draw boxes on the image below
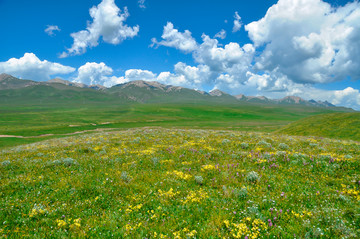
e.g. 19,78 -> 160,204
0,128 -> 359,238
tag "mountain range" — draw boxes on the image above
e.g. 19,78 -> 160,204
0,73 -> 348,109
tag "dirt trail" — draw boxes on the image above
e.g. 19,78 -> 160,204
0,135 -> 25,138
0,128 -> 117,139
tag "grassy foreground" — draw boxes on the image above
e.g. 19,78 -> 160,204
0,128 -> 359,238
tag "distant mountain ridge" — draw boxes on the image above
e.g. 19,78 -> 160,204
0,73 -> 40,89
116,80 -> 185,92
234,94 -> 335,107
0,73 -> 106,91
48,78 -> 87,88
0,73 -> 350,110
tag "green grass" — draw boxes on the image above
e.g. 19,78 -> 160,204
1,78 -> 359,237
0,101 -> 344,149
0,80 -> 355,148
277,112 -> 360,141
0,128 -> 359,238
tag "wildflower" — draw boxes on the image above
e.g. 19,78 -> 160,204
278,143 -> 289,150
224,220 -> 230,228
56,219 -> 67,228
73,218 -> 81,226
62,157 -> 76,166
1,160 -> 11,167
201,164 -> 216,171
121,171 -> 132,183
195,175 -> 204,185
158,188 -> 179,198
182,189 -> 208,204
69,218 -> 81,230
29,204 -> 47,218
246,171 -> 260,183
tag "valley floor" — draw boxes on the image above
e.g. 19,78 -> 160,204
0,102 -> 346,149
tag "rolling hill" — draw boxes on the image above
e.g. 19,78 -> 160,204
0,73 -> 357,148
277,112 -> 360,141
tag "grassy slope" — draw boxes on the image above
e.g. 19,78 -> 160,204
0,100 -> 341,148
277,112 -> 360,141
0,83 -> 354,148
0,128 -> 359,238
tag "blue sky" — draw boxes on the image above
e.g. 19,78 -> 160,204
0,0 -> 276,72
0,0 -> 360,109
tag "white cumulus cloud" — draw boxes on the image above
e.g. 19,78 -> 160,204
151,22 -> 198,53
136,1 -> 360,110
152,34 -> 255,92
232,11 -> 242,33
60,0 -> 139,57
171,62 -> 211,88
214,29 -> 226,39
125,69 -> 156,81
74,62 -> 127,87
194,34 -> 254,74
245,0 -> 360,84
74,64 -> 161,87
0,53 -> 75,81
45,25 -> 60,36
243,71 -> 360,110
245,70 -> 295,92
151,23 -> 256,92
287,86 -> 360,110
332,87 -> 360,109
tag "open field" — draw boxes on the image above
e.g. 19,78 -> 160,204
0,102 -> 346,149
0,128 -> 359,238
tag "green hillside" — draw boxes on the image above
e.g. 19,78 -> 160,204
107,84 -> 211,104
0,98 -> 345,149
277,112 -> 360,141
0,84 -> 122,104
0,75 -> 355,148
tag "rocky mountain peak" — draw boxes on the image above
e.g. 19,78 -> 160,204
209,89 -> 227,96
280,96 -> 305,104
124,80 -> 166,89
48,78 -> 87,88
0,73 -> 15,81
